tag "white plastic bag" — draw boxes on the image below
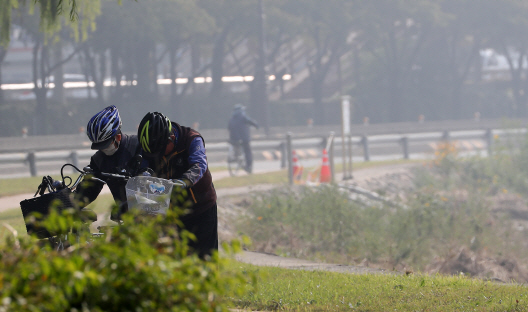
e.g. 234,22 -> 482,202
125,176 -> 174,215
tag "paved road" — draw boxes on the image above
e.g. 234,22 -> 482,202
0,126 -> 497,179
0,168 -> 270,212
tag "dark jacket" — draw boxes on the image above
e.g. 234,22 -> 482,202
74,134 -> 141,220
144,122 -> 217,218
228,108 -> 258,142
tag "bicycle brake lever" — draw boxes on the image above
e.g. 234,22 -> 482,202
90,177 -> 107,184
35,176 -> 50,196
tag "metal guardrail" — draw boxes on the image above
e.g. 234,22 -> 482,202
0,121 -> 527,176
0,150 -> 93,177
1,118 -> 526,153
4,126 -> 525,178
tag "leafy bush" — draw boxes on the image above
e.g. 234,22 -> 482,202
236,131 -> 528,277
0,205 -> 254,311
237,182 -> 507,271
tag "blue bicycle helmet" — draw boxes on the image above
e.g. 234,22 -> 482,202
86,105 -> 122,150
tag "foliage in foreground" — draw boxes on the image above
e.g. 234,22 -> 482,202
0,206 -> 254,311
232,262 -> 528,312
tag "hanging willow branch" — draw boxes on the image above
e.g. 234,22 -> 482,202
1,0 -> 103,47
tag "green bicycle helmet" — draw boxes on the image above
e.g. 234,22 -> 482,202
138,112 -> 172,155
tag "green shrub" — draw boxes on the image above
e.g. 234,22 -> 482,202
237,183 -> 504,271
0,205 -> 254,311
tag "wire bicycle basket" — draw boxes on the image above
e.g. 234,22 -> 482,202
20,188 -> 75,239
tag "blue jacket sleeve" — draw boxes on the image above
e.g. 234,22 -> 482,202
183,137 -> 208,185
242,112 -> 259,128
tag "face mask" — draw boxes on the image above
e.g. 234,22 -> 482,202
102,140 -> 120,156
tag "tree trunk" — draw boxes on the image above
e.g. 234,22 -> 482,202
35,87 -> 49,134
388,69 -> 404,122
0,47 -> 7,105
309,39 -> 343,125
504,48 -> 525,117
110,48 -> 123,104
311,74 -> 325,124
83,47 -> 106,106
210,29 -> 229,98
190,42 -> 200,94
32,41 -> 50,135
51,41 -> 65,105
448,37 -> 481,120
133,40 -> 152,101
169,48 -> 182,118
152,45 -> 159,101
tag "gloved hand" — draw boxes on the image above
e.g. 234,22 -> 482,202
137,167 -> 155,177
172,178 -> 191,188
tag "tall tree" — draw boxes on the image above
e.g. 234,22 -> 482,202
483,0 -> 528,117
355,0 -> 440,122
85,0 -> 161,105
0,46 -> 6,104
426,0 -> 498,119
12,6 -> 83,134
197,0 -> 256,98
282,0 -> 357,124
155,0 -> 214,119
1,0 -> 100,46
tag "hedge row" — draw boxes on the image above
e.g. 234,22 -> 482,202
0,205 -> 253,312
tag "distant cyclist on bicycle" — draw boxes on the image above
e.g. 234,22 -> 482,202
228,104 -> 259,174
74,105 -> 144,221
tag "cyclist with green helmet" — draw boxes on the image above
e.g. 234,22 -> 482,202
137,112 -> 218,259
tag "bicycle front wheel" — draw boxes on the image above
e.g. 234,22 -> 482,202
228,158 -> 242,176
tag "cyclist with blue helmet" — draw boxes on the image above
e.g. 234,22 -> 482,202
75,105 -> 143,221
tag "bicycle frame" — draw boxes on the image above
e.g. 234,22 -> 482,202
22,161 -> 188,250
227,141 -> 246,176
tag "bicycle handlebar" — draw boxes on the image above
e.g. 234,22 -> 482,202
38,163 -> 172,196
99,172 -> 129,180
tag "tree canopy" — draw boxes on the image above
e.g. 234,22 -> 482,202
1,0 -> 100,46
4,0 -> 528,136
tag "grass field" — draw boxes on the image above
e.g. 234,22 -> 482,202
228,262 -> 528,311
10,158 -> 519,311
0,175 -> 64,197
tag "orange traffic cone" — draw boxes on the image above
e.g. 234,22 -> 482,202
292,150 -> 303,183
319,148 -> 331,183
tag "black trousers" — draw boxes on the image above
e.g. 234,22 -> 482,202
181,203 -> 218,259
241,140 -> 253,172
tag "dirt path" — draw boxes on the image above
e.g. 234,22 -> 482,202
234,250 -> 397,275
0,169 -> 252,212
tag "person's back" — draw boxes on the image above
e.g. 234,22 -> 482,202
228,104 -> 258,143
227,104 -> 258,173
